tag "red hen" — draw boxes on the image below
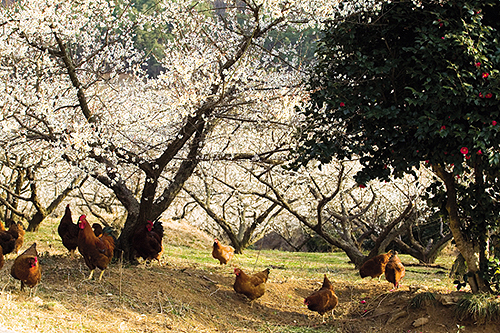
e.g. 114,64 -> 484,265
359,250 -> 393,280
212,238 -> 234,265
77,215 -> 115,280
233,267 -> 270,306
304,274 -> 338,323
385,251 -> 405,289
11,243 -> 41,292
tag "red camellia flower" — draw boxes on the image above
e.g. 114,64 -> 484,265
482,72 -> 489,78
460,147 -> 469,155
477,150 -> 482,155
479,92 -> 484,98
485,93 -> 493,99
493,121 -> 497,126
440,125 -> 446,131
475,62 -> 481,68
339,102 -> 345,107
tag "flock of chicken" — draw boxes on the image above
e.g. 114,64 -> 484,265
0,204 -> 405,323
213,239 -> 405,322
57,205 -> 165,281
0,219 -> 40,293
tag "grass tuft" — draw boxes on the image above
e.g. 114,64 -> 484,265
455,293 -> 500,324
410,291 -> 436,308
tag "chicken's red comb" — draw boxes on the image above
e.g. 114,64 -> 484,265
79,215 -> 86,221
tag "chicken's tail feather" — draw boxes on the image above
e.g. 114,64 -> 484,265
152,220 -> 164,237
103,226 -> 118,242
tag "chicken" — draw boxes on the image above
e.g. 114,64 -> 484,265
92,223 -> 103,237
57,204 -> 79,257
359,250 -> 393,280
233,267 -> 270,306
212,238 -> 234,265
77,215 -> 115,280
131,220 -> 164,263
385,251 -> 405,289
0,221 -> 25,256
11,243 -> 41,293
10,222 -> 25,254
304,274 -> 338,323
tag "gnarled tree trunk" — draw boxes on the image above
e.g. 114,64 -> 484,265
432,164 -> 490,293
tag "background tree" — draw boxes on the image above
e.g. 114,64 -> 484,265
237,160 -> 421,267
295,0 -> 500,292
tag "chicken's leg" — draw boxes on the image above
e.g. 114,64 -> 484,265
98,270 -> 105,281
88,269 -> 95,280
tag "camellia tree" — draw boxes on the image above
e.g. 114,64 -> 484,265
294,0 -> 500,293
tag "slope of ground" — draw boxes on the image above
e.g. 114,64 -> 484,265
0,217 -> 497,333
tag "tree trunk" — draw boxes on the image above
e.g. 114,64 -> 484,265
27,212 -> 44,232
117,210 -> 140,262
432,164 -> 490,293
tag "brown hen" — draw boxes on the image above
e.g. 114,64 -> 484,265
11,243 -> 41,292
77,215 -> 115,280
359,250 -> 393,280
385,251 -> 405,289
0,221 -> 25,256
233,267 -> 270,306
212,238 -> 234,265
304,274 -> 338,323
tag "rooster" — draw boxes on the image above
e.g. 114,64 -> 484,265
58,205 -> 79,258
77,215 -> 115,280
385,251 -> 405,289
359,250 -> 393,280
131,220 -> 164,264
212,238 -> 234,265
304,274 -> 338,323
233,267 -> 270,307
11,243 -> 41,293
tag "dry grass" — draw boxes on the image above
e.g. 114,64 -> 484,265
0,217 -> 496,332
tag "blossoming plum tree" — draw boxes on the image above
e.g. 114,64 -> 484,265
0,0 -> 379,260
295,0 -> 500,292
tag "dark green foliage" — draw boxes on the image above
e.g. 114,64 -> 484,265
294,0 -> 500,182
294,0 -> 500,291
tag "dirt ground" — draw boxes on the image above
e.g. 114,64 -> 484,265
0,220 -> 497,333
